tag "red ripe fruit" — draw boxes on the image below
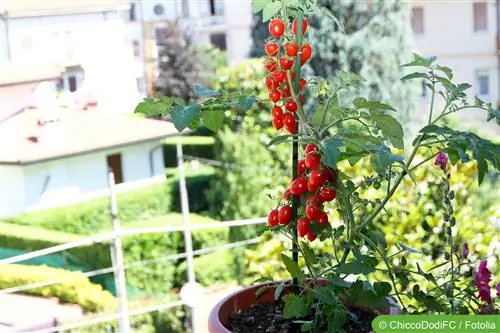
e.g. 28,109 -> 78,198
301,45 -> 312,63
265,60 -> 277,72
269,90 -> 281,103
269,18 -> 285,37
307,179 -> 321,193
297,217 -> 310,237
292,18 -> 308,35
265,77 -> 274,90
281,86 -> 292,98
265,42 -> 279,57
299,94 -> 305,104
273,71 -> 286,84
290,176 -> 307,196
290,72 -> 296,81
272,106 -> 283,120
307,232 -> 317,242
272,117 -> 284,130
305,152 -> 321,169
268,209 -> 279,227
285,100 -> 298,112
283,189 -> 292,201
320,187 -> 337,202
305,144 -> 317,155
300,78 -> 307,90
298,159 -> 307,175
279,57 -> 294,70
323,168 -> 337,182
317,211 -> 329,225
309,168 -> 325,187
306,194 -> 324,206
285,123 -> 296,134
282,113 -> 295,130
278,206 -> 293,225
285,42 -> 299,57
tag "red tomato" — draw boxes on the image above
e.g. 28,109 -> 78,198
272,106 -> 283,120
278,206 -> 293,225
305,152 -> 321,169
297,159 -> 307,175
305,144 -> 317,155
267,209 -> 279,227
285,100 -> 298,112
320,187 -> 337,202
269,19 -> 285,37
307,232 -> 317,242
309,168 -> 325,187
301,45 -> 312,63
265,42 -> 279,57
272,117 -> 284,130
292,18 -> 308,35
279,57 -> 294,70
285,42 -> 299,57
269,90 -> 281,103
317,211 -> 329,225
297,217 -> 310,238
290,176 -> 307,195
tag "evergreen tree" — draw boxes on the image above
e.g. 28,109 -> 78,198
155,21 -> 203,102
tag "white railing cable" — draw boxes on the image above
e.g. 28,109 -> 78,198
0,217 -> 266,265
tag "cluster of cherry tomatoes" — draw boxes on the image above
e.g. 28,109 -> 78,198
264,17 -> 312,134
268,144 -> 337,242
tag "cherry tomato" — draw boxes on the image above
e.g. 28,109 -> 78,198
281,85 -> 292,98
285,100 -> 298,112
269,90 -> 281,103
273,70 -> 286,84
272,117 -> 284,130
297,217 -> 310,237
307,178 -> 321,193
278,206 -> 292,225
301,45 -> 312,63
265,42 -> 279,57
268,209 -> 279,227
269,18 -> 285,37
265,77 -> 274,90
290,176 -> 307,195
272,106 -> 283,119
292,18 -> 308,35
306,194 -> 324,206
300,78 -> 307,90
305,152 -> 321,169
283,189 -> 292,201
306,204 -> 319,220
322,168 -> 337,183
282,113 -> 295,128
285,42 -> 299,57
265,60 -> 277,72
305,144 -> 317,155
309,168 -> 325,187
320,187 -> 337,202
298,159 -> 307,175
279,57 -> 294,70
317,211 -> 329,226
307,232 -> 317,242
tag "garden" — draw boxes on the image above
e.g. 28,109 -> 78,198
2,0 -> 499,332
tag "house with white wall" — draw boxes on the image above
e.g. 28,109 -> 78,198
126,0 -> 252,95
0,106 -> 178,218
410,0 -> 499,131
0,0 -> 141,113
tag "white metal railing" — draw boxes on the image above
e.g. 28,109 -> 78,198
0,138 -> 271,333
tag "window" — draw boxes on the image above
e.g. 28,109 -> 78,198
476,71 -> 489,96
68,76 -> 77,92
56,78 -> 65,92
210,33 -> 226,50
209,0 -> 224,16
473,2 -> 487,31
130,2 -> 136,21
132,40 -> 140,58
411,7 -> 424,34
107,154 -> 123,184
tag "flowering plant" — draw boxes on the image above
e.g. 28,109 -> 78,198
136,0 -> 500,331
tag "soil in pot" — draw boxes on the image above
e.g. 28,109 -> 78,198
226,300 -> 377,333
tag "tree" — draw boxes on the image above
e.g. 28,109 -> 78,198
250,0 -> 416,119
154,21 -> 203,102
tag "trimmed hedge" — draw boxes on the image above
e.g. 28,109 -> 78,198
163,136 -> 216,167
0,264 -> 115,312
7,166 -> 217,235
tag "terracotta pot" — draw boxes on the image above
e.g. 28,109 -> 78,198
208,280 -> 399,333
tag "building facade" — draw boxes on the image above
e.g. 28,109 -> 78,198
410,0 -> 499,131
0,0 -> 141,112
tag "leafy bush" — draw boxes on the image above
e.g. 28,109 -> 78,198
6,182 -> 172,235
174,250 -> 235,287
0,264 -> 115,312
163,136 -> 216,167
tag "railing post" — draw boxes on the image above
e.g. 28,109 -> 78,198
108,169 -> 131,333
175,136 -> 199,333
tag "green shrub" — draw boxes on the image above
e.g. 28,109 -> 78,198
0,264 -> 115,312
163,136 -> 216,167
6,182 -> 172,235
174,250 -> 235,287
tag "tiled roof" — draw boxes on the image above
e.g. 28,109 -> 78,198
0,107 -> 179,164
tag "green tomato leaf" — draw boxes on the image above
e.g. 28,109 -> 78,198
371,148 -> 404,174
268,134 -> 293,146
274,283 -> 284,300
301,241 -> 317,267
374,282 -> 392,297
283,293 -> 309,319
436,65 -> 453,80
238,95 -> 257,111
327,308 -> 347,333
281,254 -> 305,281
353,97 -> 396,112
201,110 -> 224,132
135,98 -> 172,117
373,114 -> 404,139
193,86 -> 220,97
401,72 -> 428,81
398,242 -> 422,254
252,0 -> 267,14
321,137 -> 343,168
312,287 -> 336,305
337,259 -> 376,275
262,1 -> 281,22
171,104 -> 201,132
